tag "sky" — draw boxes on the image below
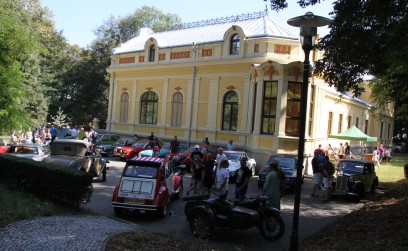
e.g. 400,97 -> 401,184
40,0 -> 335,48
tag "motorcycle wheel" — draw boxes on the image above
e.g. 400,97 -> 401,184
258,211 -> 285,241
189,211 -> 214,239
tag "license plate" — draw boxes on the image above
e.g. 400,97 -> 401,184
126,198 -> 144,204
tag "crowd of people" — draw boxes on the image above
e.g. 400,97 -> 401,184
9,122 -> 97,145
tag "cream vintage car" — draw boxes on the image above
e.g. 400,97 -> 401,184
42,139 -> 108,182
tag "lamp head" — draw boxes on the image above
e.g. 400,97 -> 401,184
287,12 -> 331,51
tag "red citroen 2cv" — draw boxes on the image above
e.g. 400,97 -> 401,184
111,156 -> 183,217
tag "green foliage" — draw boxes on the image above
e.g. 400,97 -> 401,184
51,107 -> 71,127
0,6 -> 34,131
0,154 -> 93,210
314,0 -> 408,121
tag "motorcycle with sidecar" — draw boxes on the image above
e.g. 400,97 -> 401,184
183,194 -> 285,241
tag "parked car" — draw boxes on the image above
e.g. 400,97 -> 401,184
330,159 -> 378,201
223,151 -> 257,181
258,155 -> 301,191
95,133 -> 120,145
0,138 -> 10,154
42,139 -> 108,182
138,143 -> 187,158
95,136 -> 138,157
4,144 -> 50,161
114,139 -> 162,160
111,156 -> 183,217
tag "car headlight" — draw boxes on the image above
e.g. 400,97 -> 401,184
348,176 -> 355,183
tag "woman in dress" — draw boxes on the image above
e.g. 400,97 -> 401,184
262,162 -> 283,210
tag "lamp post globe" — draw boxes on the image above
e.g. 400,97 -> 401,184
287,12 -> 330,251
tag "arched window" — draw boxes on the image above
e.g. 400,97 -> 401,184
140,91 -> 158,124
149,44 -> 156,62
222,91 -> 238,131
230,33 -> 240,55
119,92 -> 129,122
171,92 -> 183,127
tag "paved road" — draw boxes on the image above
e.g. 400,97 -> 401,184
83,158 -> 379,251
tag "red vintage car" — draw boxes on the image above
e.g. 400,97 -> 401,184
111,156 -> 183,217
114,140 -> 161,160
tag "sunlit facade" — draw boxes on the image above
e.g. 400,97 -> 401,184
106,11 -> 393,173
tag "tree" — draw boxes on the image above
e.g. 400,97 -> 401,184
64,6 -> 184,127
51,107 -> 71,128
0,1 -> 36,132
311,0 -> 408,142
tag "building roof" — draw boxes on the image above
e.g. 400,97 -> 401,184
113,11 -> 297,55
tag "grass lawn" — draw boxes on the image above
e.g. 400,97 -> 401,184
376,153 -> 407,184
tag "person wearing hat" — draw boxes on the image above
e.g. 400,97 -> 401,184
190,145 -> 203,160
186,145 -> 204,195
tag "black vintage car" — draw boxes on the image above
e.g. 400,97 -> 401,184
331,159 -> 378,201
95,136 -> 137,157
258,155 -> 302,192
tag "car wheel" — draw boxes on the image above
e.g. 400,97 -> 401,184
157,205 -> 167,218
174,180 -> 183,200
370,181 -> 376,194
258,211 -> 285,241
189,211 -> 214,239
251,165 -> 256,176
102,167 -> 106,182
114,207 -> 123,216
107,149 -> 114,157
355,182 -> 365,201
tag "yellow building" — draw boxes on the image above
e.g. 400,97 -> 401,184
106,11 -> 393,173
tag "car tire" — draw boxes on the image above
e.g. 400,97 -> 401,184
107,149 -> 114,157
189,211 -> 214,239
174,180 -> 183,200
251,165 -> 256,176
355,182 -> 365,201
370,181 -> 376,194
114,207 -> 123,216
102,167 -> 106,182
157,205 -> 167,218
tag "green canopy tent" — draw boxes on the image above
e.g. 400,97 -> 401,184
328,125 -> 378,142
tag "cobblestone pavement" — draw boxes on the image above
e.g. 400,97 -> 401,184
0,215 -> 139,251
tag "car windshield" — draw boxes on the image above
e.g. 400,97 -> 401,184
338,162 -> 365,174
224,152 -> 244,161
113,139 -> 128,146
266,156 -> 296,169
11,146 -> 39,154
132,142 -> 149,147
50,143 -> 88,156
124,165 -> 158,179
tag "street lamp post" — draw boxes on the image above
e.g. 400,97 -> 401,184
287,12 -> 330,251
